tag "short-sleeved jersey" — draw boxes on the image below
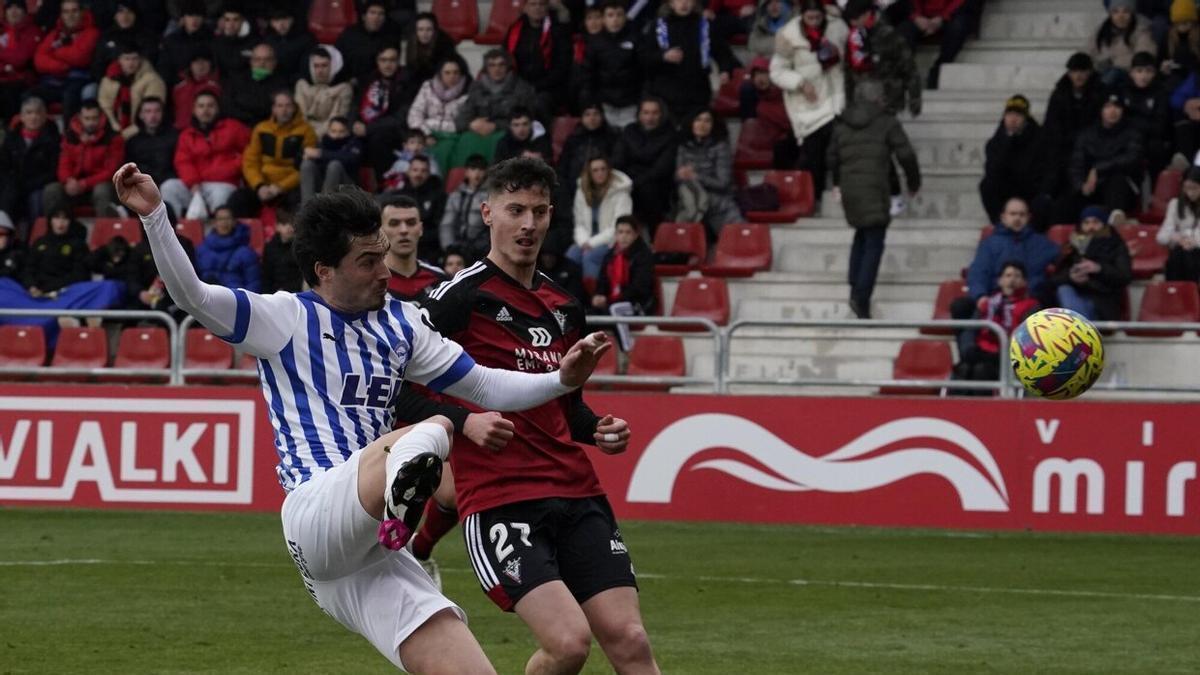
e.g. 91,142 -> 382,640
422,259 -> 604,517
388,262 -> 448,302
222,288 -> 476,491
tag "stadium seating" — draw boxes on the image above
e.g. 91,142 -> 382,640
1139,169 -> 1183,225
880,340 -> 953,396
652,222 -> 707,276
732,118 -> 782,170
308,0 -> 357,43
978,224 -> 994,241
432,0 -> 480,41
49,327 -> 109,380
183,329 -> 236,383
108,326 -> 171,382
0,325 -> 46,378
743,170 -> 815,222
670,276 -> 730,330
1127,281 -> 1200,337
922,279 -> 970,336
621,335 -> 686,391
712,68 -> 747,118
1046,224 -> 1074,247
584,342 -> 618,390
89,218 -> 143,249
477,0 -> 524,44
444,167 -> 466,194
702,223 -> 771,277
551,116 -> 578,163
176,219 -> 205,246
1118,224 -> 1168,279
243,218 -> 265,255
28,217 -> 47,242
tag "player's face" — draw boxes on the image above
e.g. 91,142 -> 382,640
444,253 -> 466,275
381,205 -> 422,258
328,231 -> 391,311
483,187 -> 553,269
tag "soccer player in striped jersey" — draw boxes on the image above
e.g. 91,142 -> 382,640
113,164 -> 612,673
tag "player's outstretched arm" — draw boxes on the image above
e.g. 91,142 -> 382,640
113,163 -> 239,336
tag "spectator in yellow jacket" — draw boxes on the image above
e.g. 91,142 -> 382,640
231,90 -> 317,216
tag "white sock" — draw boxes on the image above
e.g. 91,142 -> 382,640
384,422 -> 451,486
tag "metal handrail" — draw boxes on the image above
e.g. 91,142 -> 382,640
1092,320 -> 1200,334
585,315 -> 723,392
0,308 -> 180,384
724,318 -> 1011,396
177,315 -> 258,384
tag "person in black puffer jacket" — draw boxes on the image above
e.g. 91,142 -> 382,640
260,210 -> 303,294
611,96 -> 679,231
979,95 -> 1047,225
1052,205 -> 1133,321
1042,53 -> 1106,202
578,0 -> 643,127
91,1 -> 158,81
123,97 -> 178,184
638,0 -> 737,123
22,208 -> 89,295
0,97 -> 60,229
1068,92 -> 1144,217
335,0 -> 403,86
592,215 -> 657,315
557,101 -> 621,204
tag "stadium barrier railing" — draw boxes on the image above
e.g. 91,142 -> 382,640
724,319 -> 1012,397
177,315 -> 259,384
584,315 -> 724,392
1088,320 -> 1200,394
0,308 -> 180,384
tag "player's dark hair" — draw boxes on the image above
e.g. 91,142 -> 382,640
380,194 -> 420,211
1000,260 -> 1027,278
294,187 -> 382,287
484,156 -> 558,199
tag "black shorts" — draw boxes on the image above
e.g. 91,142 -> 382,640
462,495 -> 638,611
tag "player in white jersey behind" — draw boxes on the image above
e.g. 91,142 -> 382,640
112,164 -> 612,673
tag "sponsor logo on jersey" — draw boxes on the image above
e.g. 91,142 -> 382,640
610,539 -> 628,554
514,347 -> 563,372
529,326 -> 553,347
503,557 -> 522,583
496,306 -> 513,322
338,374 -> 402,408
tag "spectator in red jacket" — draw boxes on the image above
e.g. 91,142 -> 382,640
954,260 -> 1039,389
0,0 -> 41,123
161,91 -> 251,220
43,99 -> 123,217
31,0 -> 98,118
171,49 -> 220,131
896,0 -> 977,90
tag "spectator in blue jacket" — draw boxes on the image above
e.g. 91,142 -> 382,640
196,206 -> 261,292
1169,61 -> 1200,161
299,116 -> 364,205
960,197 -> 1061,306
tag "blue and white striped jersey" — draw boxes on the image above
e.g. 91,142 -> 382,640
223,288 -> 475,491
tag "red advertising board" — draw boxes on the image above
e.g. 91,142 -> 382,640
1,385 -> 1197,535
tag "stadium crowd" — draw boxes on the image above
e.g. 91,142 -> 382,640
1,0 -> 1200,366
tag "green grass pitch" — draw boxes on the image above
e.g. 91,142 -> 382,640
2,508 -> 1198,673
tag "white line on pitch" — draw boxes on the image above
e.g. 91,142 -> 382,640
5,559 -> 1198,604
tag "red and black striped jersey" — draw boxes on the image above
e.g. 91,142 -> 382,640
387,261 -> 448,302
421,259 -> 603,517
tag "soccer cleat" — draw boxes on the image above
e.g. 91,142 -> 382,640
378,452 -> 443,551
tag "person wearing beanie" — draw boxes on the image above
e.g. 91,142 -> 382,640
1042,52 -> 1105,216
1157,165 -> 1200,283
979,95 -> 1049,224
1161,0 -> 1200,92
1051,203 -> 1132,321
1121,50 -> 1171,178
1068,92 -> 1144,218
1089,0 -> 1156,86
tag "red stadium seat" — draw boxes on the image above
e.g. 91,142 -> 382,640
712,68 -> 747,118
1046,224 -> 1074,247
243,218 -> 264,256
670,276 -> 730,330
176,219 -> 205,246
0,325 -> 46,378
1139,169 -> 1182,225
1127,281 -> 1200,337
619,335 -> 686,391
733,118 -> 783,170
89,218 -> 143,249
1118,224 -> 1169,279
49,327 -> 109,380
880,340 -> 953,396
551,116 -> 578,163
743,170 -> 815,223
477,0 -> 524,43
432,0 -> 480,42
308,0 -> 357,44
922,279 -> 970,336
444,166 -> 466,194
584,341 -> 618,390
184,329 -> 235,383
702,223 -> 771,277
652,222 -> 707,276
978,224 -> 994,241
358,165 -> 378,192
108,326 -> 170,382
29,217 -> 47,242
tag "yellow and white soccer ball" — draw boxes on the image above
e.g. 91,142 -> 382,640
1009,308 -> 1105,400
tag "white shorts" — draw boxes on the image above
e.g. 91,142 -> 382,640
280,450 -> 465,670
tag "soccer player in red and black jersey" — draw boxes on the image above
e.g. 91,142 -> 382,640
381,195 -> 449,301
412,158 -> 659,674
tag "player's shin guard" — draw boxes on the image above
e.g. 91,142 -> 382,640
378,423 -> 450,551
411,501 -> 459,561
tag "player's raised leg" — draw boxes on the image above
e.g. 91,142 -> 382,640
514,582 -> 594,675
581,588 -> 658,675
357,417 -> 455,550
